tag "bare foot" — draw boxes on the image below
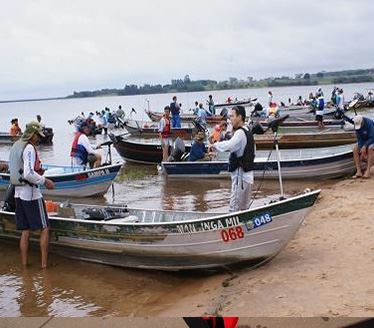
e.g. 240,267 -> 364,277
363,172 -> 371,179
352,173 -> 363,179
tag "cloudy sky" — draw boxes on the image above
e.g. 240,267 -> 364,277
1,0 -> 373,100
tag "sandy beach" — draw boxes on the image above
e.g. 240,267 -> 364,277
157,177 -> 374,317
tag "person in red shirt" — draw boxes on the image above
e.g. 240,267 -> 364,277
158,106 -> 171,162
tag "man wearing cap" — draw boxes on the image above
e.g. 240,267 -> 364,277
70,122 -> 102,168
210,106 -> 255,212
353,115 -> 374,179
9,122 -> 55,268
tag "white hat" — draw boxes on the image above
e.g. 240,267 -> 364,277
353,115 -> 364,130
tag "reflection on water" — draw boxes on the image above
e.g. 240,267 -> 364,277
0,242 -> 190,317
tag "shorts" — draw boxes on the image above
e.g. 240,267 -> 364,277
15,198 -> 49,231
316,115 -> 323,122
161,138 -> 171,147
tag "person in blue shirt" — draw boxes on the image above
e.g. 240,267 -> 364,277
197,103 -> 208,127
170,96 -> 181,128
353,115 -> 374,179
189,132 -> 207,162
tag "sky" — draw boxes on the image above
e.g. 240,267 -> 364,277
1,0 -> 373,100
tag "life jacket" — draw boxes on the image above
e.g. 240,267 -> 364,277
70,132 -> 89,164
212,128 -> 222,143
161,117 -> 171,138
9,140 -> 44,186
228,127 -> 255,173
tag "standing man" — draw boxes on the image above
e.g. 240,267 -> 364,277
70,122 -> 102,168
197,103 -> 208,128
9,122 -> 55,268
210,106 -> 255,212
159,106 -> 171,162
268,91 -> 273,106
36,115 -> 45,128
316,91 -> 325,128
352,115 -> 374,179
170,96 -> 181,128
336,88 -> 345,111
207,95 -> 215,115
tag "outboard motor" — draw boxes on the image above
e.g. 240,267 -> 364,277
251,123 -> 265,135
219,107 -> 229,119
3,185 -> 15,212
250,102 -> 264,118
167,137 -> 186,162
192,120 -> 208,134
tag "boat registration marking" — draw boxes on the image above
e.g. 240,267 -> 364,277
176,216 -> 241,234
245,213 -> 273,232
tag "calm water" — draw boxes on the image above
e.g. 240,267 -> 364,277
0,83 -> 372,316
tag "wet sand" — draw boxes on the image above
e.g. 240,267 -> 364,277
159,178 -> 374,317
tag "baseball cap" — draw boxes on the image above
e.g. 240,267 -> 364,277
353,115 -> 364,130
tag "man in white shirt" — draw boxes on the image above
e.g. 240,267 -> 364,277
9,122 -> 55,268
70,122 -> 102,168
210,106 -> 255,212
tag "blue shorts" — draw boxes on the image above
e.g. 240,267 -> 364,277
15,198 -> 49,231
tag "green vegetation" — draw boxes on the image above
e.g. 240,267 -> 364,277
67,68 -> 374,99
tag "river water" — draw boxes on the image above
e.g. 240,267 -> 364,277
0,82 -> 373,316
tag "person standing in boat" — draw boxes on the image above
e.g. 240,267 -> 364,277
196,103 -> 208,128
70,122 -> 102,168
316,92 -> 325,128
268,91 -> 273,106
352,115 -> 374,179
207,95 -> 215,115
210,106 -> 255,212
170,96 -> 181,128
159,106 -> 171,162
193,101 -> 199,115
336,89 -> 345,112
10,119 -> 22,137
36,115 -> 45,128
9,122 -> 55,268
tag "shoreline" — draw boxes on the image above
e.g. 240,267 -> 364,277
1,80 -> 374,105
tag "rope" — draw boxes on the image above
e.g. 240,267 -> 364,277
248,133 -> 278,209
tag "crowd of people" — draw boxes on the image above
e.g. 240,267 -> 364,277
69,105 -> 127,136
6,90 -> 374,270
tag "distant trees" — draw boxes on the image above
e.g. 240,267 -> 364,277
66,69 -> 374,99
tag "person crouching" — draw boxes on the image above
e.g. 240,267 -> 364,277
352,115 -> 374,179
70,122 -> 102,168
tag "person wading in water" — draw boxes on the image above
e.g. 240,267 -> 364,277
9,122 -> 55,268
210,106 -> 255,212
159,106 -> 171,162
